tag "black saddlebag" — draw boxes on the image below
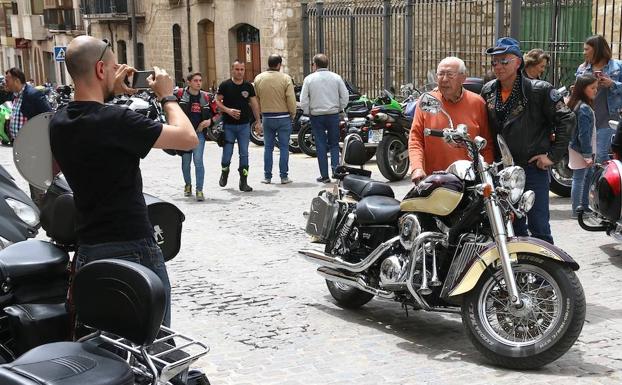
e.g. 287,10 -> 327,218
305,194 -> 339,242
3,303 -> 69,356
0,240 -> 68,304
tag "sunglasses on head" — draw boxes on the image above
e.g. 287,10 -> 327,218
98,39 -> 112,62
491,57 -> 517,67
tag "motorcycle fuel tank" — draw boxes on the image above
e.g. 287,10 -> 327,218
589,159 -> 622,223
401,172 -> 464,216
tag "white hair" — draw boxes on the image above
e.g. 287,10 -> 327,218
438,56 -> 467,74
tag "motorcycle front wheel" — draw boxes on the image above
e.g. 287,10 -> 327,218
549,154 -> 572,197
249,118 -> 264,146
461,254 -> 585,369
376,134 -> 409,181
326,280 -> 374,309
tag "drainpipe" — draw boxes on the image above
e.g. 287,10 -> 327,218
130,0 -> 138,68
186,0 -> 192,72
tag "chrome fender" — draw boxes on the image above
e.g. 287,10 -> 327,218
448,237 -> 579,297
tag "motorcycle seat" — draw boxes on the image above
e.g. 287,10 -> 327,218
355,195 -> 401,225
343,174 -> 395,199
0,240 -> 68,283
347,108 -> 369,118
0,341 -> 133,385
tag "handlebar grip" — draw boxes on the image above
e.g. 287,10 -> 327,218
424,128 -> 444,137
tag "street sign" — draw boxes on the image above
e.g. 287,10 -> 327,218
54,46 -> 66,62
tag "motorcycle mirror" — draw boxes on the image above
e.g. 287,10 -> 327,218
13,112 -> 56,191
497,134 -> 514,167
418,93 -> 442,114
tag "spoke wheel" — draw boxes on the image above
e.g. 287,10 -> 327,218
549,154 -> 572,197
376,135 -> 409,181
461,254 -> 585,369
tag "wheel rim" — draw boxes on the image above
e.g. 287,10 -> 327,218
550,156 -> 572,187
251,121 -> 263,141
477,264 -> 563,347
333,282 -> 353,291
387,138 -> 408,174
302,131 -> 315,151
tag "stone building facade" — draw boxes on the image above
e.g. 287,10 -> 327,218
86,0 -> 305,91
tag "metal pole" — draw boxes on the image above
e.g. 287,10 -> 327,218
495,0 -> 504,41
316,0 -> 324,53
186,0 -> 192,72
302,1 -> 310,76
383,0 -> 391,91
405,0 -> 413,84
130,0 -> 138,68
350,7 -> 356,87
510,0 -> 521,39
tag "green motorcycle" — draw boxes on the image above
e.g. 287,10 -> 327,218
0,103 -> 12,145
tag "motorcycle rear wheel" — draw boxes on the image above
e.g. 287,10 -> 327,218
297,123 -> 317,157
549,154 -> 572,197
461,254 -> 585,369
249,118 -> 264,146
326,280 -> 374,309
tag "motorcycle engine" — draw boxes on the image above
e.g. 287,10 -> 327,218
379,254 -> 408,286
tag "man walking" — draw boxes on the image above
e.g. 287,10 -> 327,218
176,72 -> 212,201
300,53 -> 349,183
254,54 -> 297,184
49,36 -> 197,326
215,60 -> 262,192
481,37 -> 575,244
409,57 -> 494,183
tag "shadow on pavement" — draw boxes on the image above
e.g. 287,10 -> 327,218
598,243 -> 622,269
224,189 -> 279,197
550,208 -> 572,221
312,296 -> 613,376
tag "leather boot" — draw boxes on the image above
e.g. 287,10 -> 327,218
219,166 -> 230,187
239,167 -> 253,192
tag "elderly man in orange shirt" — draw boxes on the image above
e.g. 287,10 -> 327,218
409,56 -> 494,183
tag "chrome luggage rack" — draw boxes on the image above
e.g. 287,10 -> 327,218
92,326 -> 209,384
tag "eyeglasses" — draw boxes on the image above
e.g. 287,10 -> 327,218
491,58 -> 517,67
97,39 -> 112,63
436,71 -> 460,79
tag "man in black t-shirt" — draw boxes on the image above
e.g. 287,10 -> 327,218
49,35 -> 197,326
215,60 -> 261,192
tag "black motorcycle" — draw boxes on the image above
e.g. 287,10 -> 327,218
299,93 -> 585,369
0,166 -> 39,250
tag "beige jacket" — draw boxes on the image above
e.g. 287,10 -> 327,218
253,70 -> 297,119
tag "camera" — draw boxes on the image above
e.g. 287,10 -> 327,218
131,70 -> 154,89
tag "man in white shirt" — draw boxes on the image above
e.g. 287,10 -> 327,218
300,54 -> 349,183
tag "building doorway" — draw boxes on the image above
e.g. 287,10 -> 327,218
234,24 -> 260,82
198,19 -> 216,91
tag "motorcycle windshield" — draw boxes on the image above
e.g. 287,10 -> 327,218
12,112 -> 55,191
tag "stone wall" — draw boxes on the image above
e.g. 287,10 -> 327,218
593,0 -> 622,58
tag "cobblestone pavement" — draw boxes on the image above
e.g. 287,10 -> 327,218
2,141 -> 622,385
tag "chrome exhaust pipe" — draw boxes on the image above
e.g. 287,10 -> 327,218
430,247 -> 442,287
299,235 -> 400,272
317,266 -> 394,299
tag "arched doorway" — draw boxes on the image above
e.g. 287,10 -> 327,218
117,40 -> 127,65
172,24 -> 183,87
234,24 -> 260,82
198,19 -> 216,91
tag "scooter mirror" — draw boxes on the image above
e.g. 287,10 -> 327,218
418,92 -> 442,114
497,134 -> 514,167
13,112 -> 55,191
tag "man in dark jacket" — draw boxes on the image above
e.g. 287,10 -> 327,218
5,67 -> 51,142
481,37 -> 575,244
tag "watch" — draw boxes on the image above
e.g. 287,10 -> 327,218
160,95 -> 178,106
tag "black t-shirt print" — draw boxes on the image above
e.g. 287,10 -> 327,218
217,79 -> 256,124
188,92 -> 202,129
49,101 -> 163,244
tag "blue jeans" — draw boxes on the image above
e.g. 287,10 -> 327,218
310,114 -> 340,178
513,165 -> 553,244
571,166 -> 593,215
77,237 -> 172,327
181,131 -> 206,191
263,117 -> 291,179
596,127 -> 615,163
222,123 -> 250,169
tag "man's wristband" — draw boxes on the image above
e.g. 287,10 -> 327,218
160,95 -> 178,106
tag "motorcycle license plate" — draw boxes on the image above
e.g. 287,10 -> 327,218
368,129 -> 383,143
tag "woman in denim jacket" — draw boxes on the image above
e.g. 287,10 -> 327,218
567,74 -> 599,217
576,35 -> 622,163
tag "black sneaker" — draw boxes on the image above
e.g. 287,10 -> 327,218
316,176 -> 330,183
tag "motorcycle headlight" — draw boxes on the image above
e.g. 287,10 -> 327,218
518,190 -> 535,213
498,166 -> 526,203
5,198 -> 39,227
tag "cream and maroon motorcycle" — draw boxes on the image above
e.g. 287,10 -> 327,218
300,93 -> 585,369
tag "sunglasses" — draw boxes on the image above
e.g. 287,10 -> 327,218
97,39 -> 112,62
491,57 -> 517,67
